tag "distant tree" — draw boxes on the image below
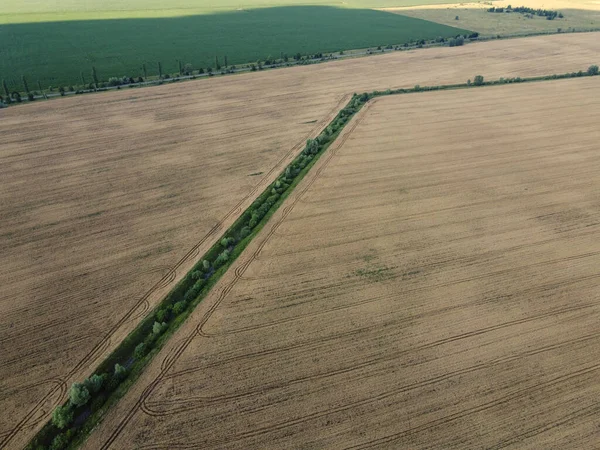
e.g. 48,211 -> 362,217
22,75 -> 30,94
224,55 -> 228,67
587,65 -> 599,76
198,67 -> 205,74
473,75 -> 485,85
12,91 -> 22,102
158,61 -> 163,79
37,80 -> 46,98
178,59 -> 183,75
92,66 -> 99,88
3,80 -> 11,104
68,382 -> 90,407
215,56 -> 221,70
80,71 -> 86,86
51,405 -> 73,429
142,63 -> 147,79
455,15 -> 459,20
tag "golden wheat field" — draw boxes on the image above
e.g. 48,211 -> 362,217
83,76 -> 600,449
387,0 -> 600,36
1,32 -> 599,449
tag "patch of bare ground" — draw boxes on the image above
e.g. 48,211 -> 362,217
1,32 -> 599,449
84,76 -> 600,449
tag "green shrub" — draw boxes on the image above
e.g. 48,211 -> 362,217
153,321 -> 168,335
114,363 -> 127,380
134,343 -> 146,359
173,301 -> 186,315
49,433 -> 69,450
214,249 -> 230,268
473,75 -> 485,86
83,374 -> 104,394
155,308 -> 170,323
588,65 -> 599,76
51,405 -> 73,430
239,226 -> 252,239
68,382 -> 90,407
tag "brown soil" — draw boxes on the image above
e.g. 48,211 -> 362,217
1,32 -> 599,449
84,76 -> 600,449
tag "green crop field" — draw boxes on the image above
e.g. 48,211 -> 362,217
1,1 -> 465,22
0,1 -> 469,90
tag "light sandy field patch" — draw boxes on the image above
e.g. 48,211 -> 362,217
84,76 -> 600,449
1,32 -> 599,449
386,0 -> 600,36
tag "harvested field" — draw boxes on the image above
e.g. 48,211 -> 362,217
1,33 -> 599,449
85,76 -> 600,449
386,0 -> 600,36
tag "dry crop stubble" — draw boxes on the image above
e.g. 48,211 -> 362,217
1,32 -> 600,449
82,76 -> 600,449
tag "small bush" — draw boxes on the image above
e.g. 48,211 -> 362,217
588,65 -> 599,76
173,301 -> 186,315
221,237 -> 235,248
114,363 -> 127,380
155,308 -> 170,323
239,226 -> 252,239
51,405 -> 73,429
214,249 -> 230,268
153,321 -> 167,335
134,342 -> 146,359
473,75 -> 485,86
49,433 -> 69,450
84,373 -> 104,394
69,382 -> 90,407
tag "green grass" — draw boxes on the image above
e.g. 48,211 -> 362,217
2,1 -> 468,21
0,5 -> 470,89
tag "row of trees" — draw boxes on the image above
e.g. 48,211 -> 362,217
488,5 -> 564,19
2,37 -> 485,106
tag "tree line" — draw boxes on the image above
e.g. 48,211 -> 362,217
1,36 -> 481,107
487,5 -> 564,19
